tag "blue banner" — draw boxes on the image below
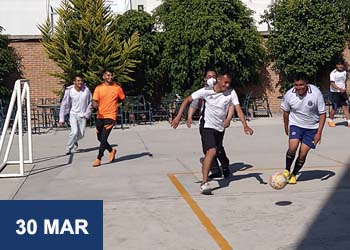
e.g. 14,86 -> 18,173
0,200 -> 103,250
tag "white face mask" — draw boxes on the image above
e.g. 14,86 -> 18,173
206,77 -> 217,87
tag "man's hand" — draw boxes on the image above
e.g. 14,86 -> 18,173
171,116 -> 181,129
244,125 -> 253,135
313,132 -> 322,145
284,125 -> 289,136
224,118 -> 231,128
340,88 -> 346,93
186,118 -> 192,128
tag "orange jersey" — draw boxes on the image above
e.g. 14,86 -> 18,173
93,82 -> 125,120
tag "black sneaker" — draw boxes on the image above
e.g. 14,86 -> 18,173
222,167 -> 230,178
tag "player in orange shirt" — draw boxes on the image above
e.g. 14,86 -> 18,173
92,70 -> 125,167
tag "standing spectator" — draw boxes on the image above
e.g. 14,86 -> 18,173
328,60 -> 350,127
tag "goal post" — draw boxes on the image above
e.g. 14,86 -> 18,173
0,79 -> 33,177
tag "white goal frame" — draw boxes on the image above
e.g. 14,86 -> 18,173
0,79 -> 33,177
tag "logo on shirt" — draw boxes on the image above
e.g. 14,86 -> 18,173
307,101 -> 313,107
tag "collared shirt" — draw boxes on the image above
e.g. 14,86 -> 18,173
191,87 -> 239,132
281,84 -> 326,129
330,69 -> 346,92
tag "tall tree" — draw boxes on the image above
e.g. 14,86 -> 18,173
261,0 -> 347,87
115,10 -> 167,102
0,26 -> 21,99
39,0 -> 140,90
154,0 -> 266,94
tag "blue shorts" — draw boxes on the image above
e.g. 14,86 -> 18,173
289,125 -> 317,149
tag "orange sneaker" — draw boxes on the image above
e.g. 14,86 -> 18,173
92,159 -> 101,167
109,148 -> 117,163
328,121 -> 336,127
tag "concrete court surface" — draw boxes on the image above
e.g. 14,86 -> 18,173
0,117 -> 349,250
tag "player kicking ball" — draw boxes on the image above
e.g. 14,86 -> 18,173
171,71 -> 253,194
281,73 -> 326,184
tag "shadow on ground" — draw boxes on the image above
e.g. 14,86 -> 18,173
335,121 -> 348,127
298,170 -> 335,182
25,153 -> 74,176
294,163 -> 350,250
211,162 -> 267,192
114,152 -> 152,163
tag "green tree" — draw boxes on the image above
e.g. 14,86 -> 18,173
261,0 -> 347,87
115,10 -> 167,102
0,26 -> 21,99
154,0 -> 266,94
38,0 -> 140,91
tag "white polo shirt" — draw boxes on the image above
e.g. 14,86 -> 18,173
330,69 -> 346,92
281,84 -> 326,129
191,87 -> 239,132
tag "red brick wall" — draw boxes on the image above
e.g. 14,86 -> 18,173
9,39 -> 62,104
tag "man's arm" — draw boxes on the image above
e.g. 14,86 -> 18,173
330,81 -> 345,93
171,96 -> 193,129
58,89 -> 70,125
92,100 -> 98,109
283,110 -> 289,135
235,104 -> 253,135
186,107 -> 196,128
314,113 -> 326,145
224,105 -> 235,128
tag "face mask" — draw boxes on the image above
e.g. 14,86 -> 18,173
206,77 -> 217,87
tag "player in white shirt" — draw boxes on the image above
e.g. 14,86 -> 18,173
186,69 -> 226,179
328,60 -> 350,127
59,75 -> 92,155
171,71 -> 253,194
280,73 -> 326,184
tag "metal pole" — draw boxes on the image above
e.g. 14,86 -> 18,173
0,81 -> 18,153
24,81 -> 33,163
17,80 -> 24,176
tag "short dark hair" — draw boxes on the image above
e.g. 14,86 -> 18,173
102,69 -> 113,75
74,74 -> 84,80
218,70 -> 233,79
204,68 -> 217,77
336,59 -> 345,65
293,73 -> 308,82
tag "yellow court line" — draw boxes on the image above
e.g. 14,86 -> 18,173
168,174 -> 233,250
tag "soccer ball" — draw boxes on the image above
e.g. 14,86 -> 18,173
269,173 -> 288,190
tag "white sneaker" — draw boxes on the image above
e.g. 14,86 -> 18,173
200,182 -> 212,195
74,142 -> 79,150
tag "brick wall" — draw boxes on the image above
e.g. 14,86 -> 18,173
9,39 -> 62,104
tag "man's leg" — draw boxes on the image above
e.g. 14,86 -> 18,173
216,131 -> 230,178
97,119 -> 114,160
199,128 -> 217,194
289,128 -> 315,184
284,125 -> 301,178
341,104 -> 350,126
329,93 -> 339,127
66,113 -> 79,154
202,148 -> 217,184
